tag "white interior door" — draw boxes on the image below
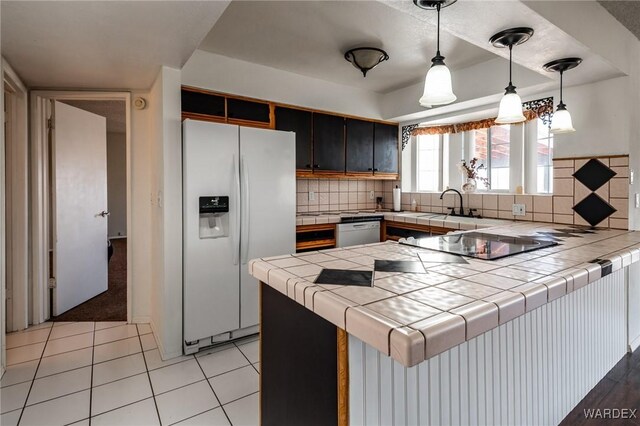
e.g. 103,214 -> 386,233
52,101 -> 108,316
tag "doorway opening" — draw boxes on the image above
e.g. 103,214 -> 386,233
52,100 -> 128,321
30,92 -> 131,324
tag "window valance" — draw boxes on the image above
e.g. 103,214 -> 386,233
410,97 -> 553,136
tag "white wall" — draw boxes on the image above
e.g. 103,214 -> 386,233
148,66 -> 183,360
107,132 -> 126,238
1,3 -> 6,373
182,50 -> 383,119
129,90 -> 152,324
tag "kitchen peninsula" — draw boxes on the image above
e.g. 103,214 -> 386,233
251,220 -> 640,426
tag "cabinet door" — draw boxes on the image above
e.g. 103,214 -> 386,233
374,123 -> 399,174
227,98 -> 271,124
346,118 -> 374,173
313,113 -> 345,172
275,106 -> 312,170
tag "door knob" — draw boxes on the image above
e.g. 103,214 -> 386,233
99,211 -> 110,217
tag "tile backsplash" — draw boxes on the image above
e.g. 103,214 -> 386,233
296,179 -> 388,213
296,155 -> 629,230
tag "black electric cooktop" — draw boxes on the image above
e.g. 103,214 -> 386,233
400,232 -> 558,260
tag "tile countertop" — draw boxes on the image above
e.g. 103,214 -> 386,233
251,222 -> 640,367
296,210 -> 512,230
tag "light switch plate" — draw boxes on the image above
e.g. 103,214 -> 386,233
630,169 -> 634,184
635,193 -> 639,208
309,191 -> 315,201
370,190 -> 375,200
512,203 -> 526,216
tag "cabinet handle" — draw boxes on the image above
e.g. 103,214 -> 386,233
305,164 -> 311,169
373,168 -> 379,172
313,164 -> 319,168
367,168 -> 373,171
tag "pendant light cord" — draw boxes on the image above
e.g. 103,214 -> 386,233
436,3 -> 441,56
559,70 -> 564,104
509,44 -> 513,86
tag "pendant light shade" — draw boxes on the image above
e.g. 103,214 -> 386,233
543,57 -> 582,134
414,0 -> 457,107
489,27 -> 534,124
549,105 -> 574,134
495,88 -> 526,124
419,62 -> 456,107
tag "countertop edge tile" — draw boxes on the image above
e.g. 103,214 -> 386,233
410,312 -> 466,360
390,327 -> 426,367
450,300 -> 499,340
345,306 -> 401,356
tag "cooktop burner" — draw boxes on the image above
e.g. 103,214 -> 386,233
400,232 -> 558,260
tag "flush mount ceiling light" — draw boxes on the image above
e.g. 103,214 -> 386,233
490,27 -> 534,124
543,57 -> 582,134
414,0 -> 458,107
344,47 -> 389,77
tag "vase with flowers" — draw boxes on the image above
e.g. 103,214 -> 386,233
457,158 -> 490,193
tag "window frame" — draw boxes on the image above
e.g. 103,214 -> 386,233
536,118 -> 554,194
415,133 -> 444,193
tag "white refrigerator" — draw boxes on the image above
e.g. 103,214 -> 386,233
183,119 -> 296,353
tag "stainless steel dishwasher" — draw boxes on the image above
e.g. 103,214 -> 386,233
336,221 -> 381,247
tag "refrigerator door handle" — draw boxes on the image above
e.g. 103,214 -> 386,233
241,155 -> 250,264
232,155 -> 240,266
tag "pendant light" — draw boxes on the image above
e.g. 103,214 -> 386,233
490,27 -> 534,124
414,0 -> 457,107
543,57 -> 582,134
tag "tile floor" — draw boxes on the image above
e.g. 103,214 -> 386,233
1,322 -> 260,426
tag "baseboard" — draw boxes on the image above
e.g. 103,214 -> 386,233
131,316 -> 150,324
630,335 -> 640,352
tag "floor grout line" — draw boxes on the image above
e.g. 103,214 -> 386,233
16,324 -> 54,425
165,407 -> 221,426
88,322 -> 96,425
136,324 -> 163,426
87,396 -> 155,422
234,342 -> 260,375
194,353 -> 233,426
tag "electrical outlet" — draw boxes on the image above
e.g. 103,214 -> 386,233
309,191 -> 315,201
512,203 -> 526,216
369,190 -> 375,200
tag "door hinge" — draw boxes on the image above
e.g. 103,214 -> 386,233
48,277 -> 56,288
47,118 -> 54,130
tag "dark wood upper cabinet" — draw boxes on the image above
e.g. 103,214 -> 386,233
346,119 -> 374,173
374,123 -> 399,174
313,113 -> 345,172
227,98 -> 270,123
182,89 -> 225,117
275,106 -> 312,170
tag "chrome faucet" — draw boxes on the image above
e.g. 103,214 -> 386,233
440,188 -> 465,217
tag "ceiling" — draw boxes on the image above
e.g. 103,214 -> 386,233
598,0 -> 640,41
198,0 -> 495,94
61,100 -> 126,133
1,1 -> 230,89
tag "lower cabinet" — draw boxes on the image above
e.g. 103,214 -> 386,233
296,224 -> 336,252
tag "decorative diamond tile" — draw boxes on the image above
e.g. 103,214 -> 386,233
572,159 -> 616,191
572,193 -> 616,227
